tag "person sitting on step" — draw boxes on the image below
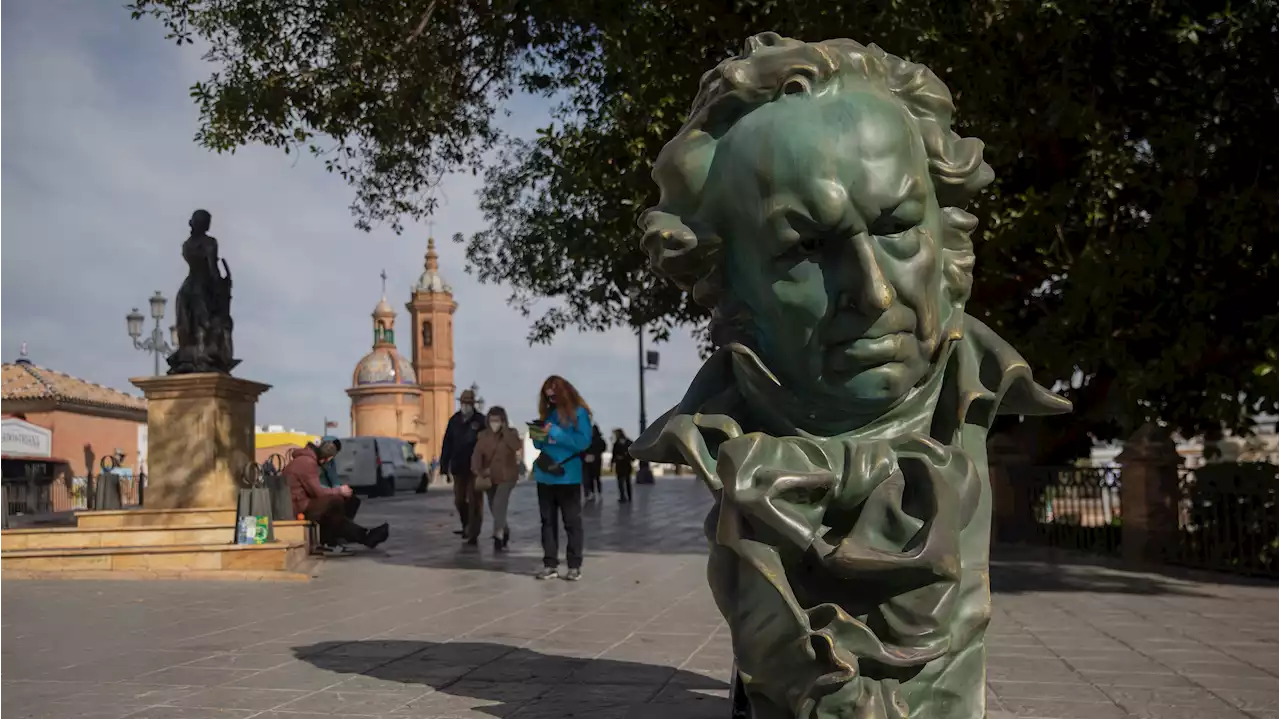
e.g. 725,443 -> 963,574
283,440 -> 388,554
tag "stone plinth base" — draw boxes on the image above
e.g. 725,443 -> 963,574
130,373 -> 271,509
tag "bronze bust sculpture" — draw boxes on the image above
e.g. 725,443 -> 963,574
631,33 -> 1071,719
168,209 -> 239,374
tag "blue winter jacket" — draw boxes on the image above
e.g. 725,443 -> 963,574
532,407 -> 592,486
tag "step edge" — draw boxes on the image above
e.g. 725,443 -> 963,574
2,542 -> 304,558
0,568 -> 313,582
5,520 -> 311,535
74,507 -> 237,517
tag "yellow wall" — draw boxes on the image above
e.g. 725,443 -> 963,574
254,431 -> 317,450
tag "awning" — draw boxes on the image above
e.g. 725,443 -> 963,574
1,454 -> 71,464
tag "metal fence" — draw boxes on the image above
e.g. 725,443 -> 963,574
1015,465 -> 1124,556
4,472 -> 143,518
1170,462 -> 1278,577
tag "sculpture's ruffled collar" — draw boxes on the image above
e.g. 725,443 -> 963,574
729,339 -> 953,440
635,313 -> 1070,466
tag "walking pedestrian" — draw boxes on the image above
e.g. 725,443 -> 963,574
530,375 -> 592,581
440,388 -> 485,543
470,406 -> 522,551
582,425 -> 606,501
611,428 -> 634,504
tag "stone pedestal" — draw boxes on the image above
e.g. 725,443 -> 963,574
1117,423 -> 1181,565
130,373 -> 271,509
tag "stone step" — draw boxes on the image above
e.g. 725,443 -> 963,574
1,541 -> 308,574
75,507 -> 241,528
1,520 -> 312,551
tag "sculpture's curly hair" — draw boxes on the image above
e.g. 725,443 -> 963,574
639,33 -> 995,345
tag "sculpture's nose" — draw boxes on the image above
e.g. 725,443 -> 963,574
838,234 -> 895,313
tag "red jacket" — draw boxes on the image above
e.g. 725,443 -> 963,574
283,445 -> 341,515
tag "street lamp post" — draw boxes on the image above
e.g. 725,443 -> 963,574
628,286 -> 660,484
127,291 -> 177,376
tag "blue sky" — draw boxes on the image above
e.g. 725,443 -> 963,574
0,0 -> 704,439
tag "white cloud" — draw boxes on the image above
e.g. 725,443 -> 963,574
1,0 -> 704,442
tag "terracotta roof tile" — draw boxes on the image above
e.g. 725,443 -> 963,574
1,362 -> 146,413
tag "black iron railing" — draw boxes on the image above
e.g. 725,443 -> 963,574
1013,465 -> 1123,556
1171,462 -> 1278,577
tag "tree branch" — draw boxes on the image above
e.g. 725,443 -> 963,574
406,1 -> 437,44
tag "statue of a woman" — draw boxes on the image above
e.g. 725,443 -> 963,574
167,209 -> 239,374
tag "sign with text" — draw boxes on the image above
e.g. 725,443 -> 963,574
2,419 -> 53,458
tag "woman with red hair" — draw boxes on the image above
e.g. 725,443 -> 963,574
529,375 -> 592,580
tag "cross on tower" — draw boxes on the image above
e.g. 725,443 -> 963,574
380,269 -> 387,296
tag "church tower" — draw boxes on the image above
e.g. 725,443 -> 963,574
407,237 -> 457,462
347,281 -> 422,443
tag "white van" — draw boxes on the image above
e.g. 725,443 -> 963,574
331,437 -> 430,497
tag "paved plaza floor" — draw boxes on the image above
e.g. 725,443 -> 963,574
3,477 -> 1275,719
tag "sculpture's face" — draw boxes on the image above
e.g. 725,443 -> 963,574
702,89 -> 951,408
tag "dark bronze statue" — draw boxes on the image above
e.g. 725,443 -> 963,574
631,34 -> 1070,718
168,209 -> 239,374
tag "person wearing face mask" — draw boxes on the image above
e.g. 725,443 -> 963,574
439,388 -> 486,542
470,406 -> 523,550
283,440 -> 388,553
530,375 -> 593,581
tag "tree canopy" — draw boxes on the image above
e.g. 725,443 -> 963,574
130,0 -> 1279,454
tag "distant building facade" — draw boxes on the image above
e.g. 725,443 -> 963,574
1088,416 -> 1279,468
1,347 -> 148,483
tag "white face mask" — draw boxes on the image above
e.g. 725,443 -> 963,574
488,420 -> 503,433
461,403 -> 475,418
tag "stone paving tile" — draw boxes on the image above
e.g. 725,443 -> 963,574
4,478 -> 1276,719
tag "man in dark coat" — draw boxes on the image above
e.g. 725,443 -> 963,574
440,388 -> 485,541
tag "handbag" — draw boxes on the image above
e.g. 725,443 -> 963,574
534,449 -> 586,477
236,462 -> 275,543
475,471 -> 493,492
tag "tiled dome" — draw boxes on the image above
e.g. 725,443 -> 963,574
352,348 -> 417,386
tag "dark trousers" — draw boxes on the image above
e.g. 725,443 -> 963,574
616,467 -> 633,502
582,461 -> 603,496
305,494 -> 366,546
463,482 -> 487,541
452,471 -> 477,531
537,482 -> 584,569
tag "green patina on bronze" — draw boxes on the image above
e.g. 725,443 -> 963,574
632,34 -> 1071,719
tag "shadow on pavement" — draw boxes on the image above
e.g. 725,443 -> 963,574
988,544 -> 1275,596
293,640 -> 729,718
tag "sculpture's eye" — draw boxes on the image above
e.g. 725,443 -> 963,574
869,212 -> 916,238
776,234 -> 824,266
791,235 -> 824,258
